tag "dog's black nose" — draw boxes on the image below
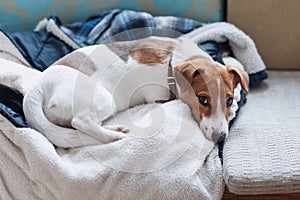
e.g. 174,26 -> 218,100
218,132 -> 227,143
212,131 -> 227,144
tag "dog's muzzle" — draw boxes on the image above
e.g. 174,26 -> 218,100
212,131 -> 227,144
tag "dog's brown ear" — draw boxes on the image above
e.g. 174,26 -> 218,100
173,61 -> 203,92
174,61 -> 203,83
227,66 -> 250,94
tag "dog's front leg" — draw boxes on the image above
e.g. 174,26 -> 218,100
71,112 -> 128,144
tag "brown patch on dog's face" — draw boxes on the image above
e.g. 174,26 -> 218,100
53,52 -> 97,76
106,38 -> 177,65
174,56 -> 249,123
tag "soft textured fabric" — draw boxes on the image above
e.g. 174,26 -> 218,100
199,41 -> 232,65
0,84 -> 27,127
0,58 -> 42,94
184,22 -> 268,85
7,30 -> 73,71
46,10 -> 204,47
0,58 -> 42,127
0,100 -> 224,200
0,30 -> 31,66
223,71 -> 300,195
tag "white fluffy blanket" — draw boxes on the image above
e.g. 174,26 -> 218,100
185,22 -> 266,74
0,59 -> 224,200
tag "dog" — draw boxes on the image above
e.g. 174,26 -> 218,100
23,36 -> 249,148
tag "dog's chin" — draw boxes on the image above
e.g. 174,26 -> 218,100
198,123 -> 228,143
198,122 -> 213,142
204,133 -> 213,142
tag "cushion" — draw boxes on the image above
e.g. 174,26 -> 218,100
223,71 -> 300,194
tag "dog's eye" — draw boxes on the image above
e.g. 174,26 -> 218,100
226,97 -> 234,107
198,96 -> 209,106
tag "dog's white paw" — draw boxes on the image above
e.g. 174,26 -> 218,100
101,124 -> 129,142
104,130 -> 127,142
104,124 -> 130,134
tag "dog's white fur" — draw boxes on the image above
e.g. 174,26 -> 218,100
23,36 -> 248,148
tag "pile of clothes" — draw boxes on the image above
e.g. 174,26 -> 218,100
0,9 -> 269,200
1,9 -> 267,129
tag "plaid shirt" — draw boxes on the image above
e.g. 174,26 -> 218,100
52,9 -> 204,47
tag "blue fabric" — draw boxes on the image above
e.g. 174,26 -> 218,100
249,70 -> 269,86
0,84 -> 28,128
58,9 -> 204,47
6,30 -> 73,71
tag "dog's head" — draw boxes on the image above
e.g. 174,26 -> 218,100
174,56 -> 249,143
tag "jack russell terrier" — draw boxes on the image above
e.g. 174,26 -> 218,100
23,36 -> 249,148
